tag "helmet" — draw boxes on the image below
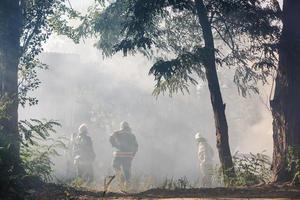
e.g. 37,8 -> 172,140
195,132 -> 206,143
74,155 -> 81,165
120,121 -> 130,130
78,123 -> 88,134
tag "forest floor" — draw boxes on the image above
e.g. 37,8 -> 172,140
32,183 -> 300,200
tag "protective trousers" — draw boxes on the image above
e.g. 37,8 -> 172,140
112,157 -> 132,183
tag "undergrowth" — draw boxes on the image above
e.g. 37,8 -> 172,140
287,146 -> 300,185
221,151 -> 272,186
0,118 -> 63,199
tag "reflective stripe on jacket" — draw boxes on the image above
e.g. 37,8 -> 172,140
113,151 -> 135,158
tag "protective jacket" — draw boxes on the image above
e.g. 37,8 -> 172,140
197,141 -> 214,165
73,133 -> 96,163
110,128 -> 138,158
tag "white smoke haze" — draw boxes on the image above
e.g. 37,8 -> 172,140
18,0 -> 275,186
18,52 -> 273,185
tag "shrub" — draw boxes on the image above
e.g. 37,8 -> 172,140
19,119 -> 65,182
287,146 -> 300,185
231,151 -> 272,186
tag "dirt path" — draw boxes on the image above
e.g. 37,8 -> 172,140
33,184 -> 300,200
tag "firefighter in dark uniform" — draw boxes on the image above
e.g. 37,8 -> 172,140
110,121 -> 138,187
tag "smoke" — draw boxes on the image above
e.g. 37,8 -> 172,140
18,0 -> 276,184
236,110 -> 273,155
18,48 -> 274,184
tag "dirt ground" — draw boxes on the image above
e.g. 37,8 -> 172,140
32,184 -> 300,200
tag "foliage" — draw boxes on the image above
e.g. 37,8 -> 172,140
287,146 -> 300,185
48,0 -> 105,44
19,0 -> 71,107
0,134 -> 23,196
10,0 -> 72,182
48,2 -> 85,44
17,0 -> 71,181
0,100 -> 24,197
226,152 -> 272,186
19,119 -> 65,182
0,118 -> 64,199
81,0 -> 281,97
19,119 -> 60,145
1,1 -> 73,198
150,47 -> 207,96
210,164 -> 225,187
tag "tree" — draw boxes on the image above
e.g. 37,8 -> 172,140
0,0 -> 68,181
83,0 -> 281,180
271,0 -> 300,183
194,0 -> 235,178
0,0 -> 23,174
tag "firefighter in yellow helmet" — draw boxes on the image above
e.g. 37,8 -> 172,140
195,132 -> 214,187
73,124 -> 96,182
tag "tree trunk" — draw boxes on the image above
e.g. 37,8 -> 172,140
0,0 -> 22,173
195,0 -> 235,180
271,0 -> 300,183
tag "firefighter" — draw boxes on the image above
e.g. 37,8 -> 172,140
73,124 -> 96,182
110,121 -> 138,187
195,133 -> 214,187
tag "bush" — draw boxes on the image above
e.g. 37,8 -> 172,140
19,119 -> 65,182
287,146 -> 300,185
231,152 -> 272,186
